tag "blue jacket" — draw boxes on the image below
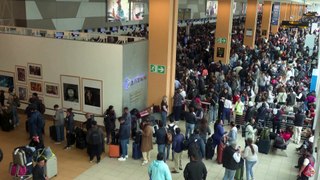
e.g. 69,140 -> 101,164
148,160 -> 172,180
119,120 -> 130,140
188,134 -> 205,158
172,133 -> 184,153
213,123 -> 224,142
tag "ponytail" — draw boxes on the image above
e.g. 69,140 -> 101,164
247,138 -> 255,154
249,144 -> 255,154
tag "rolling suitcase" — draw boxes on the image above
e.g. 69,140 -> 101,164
45,156 -> 58,179
109,144 -> 120,158
205,138 -> 214,160
132,142 -> 142,160
49,126 -> 57,141
75,127 -> 87,149
257,139 -> 271,154
217,142 -> 225,164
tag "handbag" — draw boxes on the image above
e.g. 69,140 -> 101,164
303,163 -> 315,177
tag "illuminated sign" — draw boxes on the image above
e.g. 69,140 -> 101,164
123,74 -> 147,90
281,21 -> 309,28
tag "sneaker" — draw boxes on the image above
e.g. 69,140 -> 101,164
125,155 -> 129,158
141,161 -> 148,166
118,157 -> 126,161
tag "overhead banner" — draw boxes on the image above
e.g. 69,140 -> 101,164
271,2 -> 280,25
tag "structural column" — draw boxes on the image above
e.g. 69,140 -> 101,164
214,0 -> 234,64
243,0 -> 258,48
147,0 -> 178,110
261,1 -> 272,39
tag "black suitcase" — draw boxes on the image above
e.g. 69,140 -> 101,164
205,137 -> 214,159
132,142 -> 142,160
257,139 -> 271,154
75,127 -> 86,149
49,126 -> 57,141
1,111 -> 13,131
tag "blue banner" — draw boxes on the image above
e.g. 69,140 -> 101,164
271,2 -> 280,25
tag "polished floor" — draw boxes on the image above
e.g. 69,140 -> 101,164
0,113 -> 302,180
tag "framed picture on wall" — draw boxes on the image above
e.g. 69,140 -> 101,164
81,78 -> 103,115
16,85 -> 28,103
61,75 -> 81,111
27,63 -> 42,79
29,80 -> 43,94
15,65 -> 27,84
0,70 -> 14,90
44,82 -> 60,98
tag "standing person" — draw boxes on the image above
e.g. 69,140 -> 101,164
83,113 -> 94,131
227,121 -> 237,145
234,98 -> 244,126
122,107 -> 132,129
222,141 -> 241,180
161,96 -> 169,125
7,87 -> 20,127
104,105 -> 116,144
141,119 -> 153,166
32,156 -> 48,180
188,129 -> 205,159
155,121 -> 167,162
64,108 -> 75,150
244,102 -> 256,123
222,96 -> 233,124
148,152 -> 172,180
298,150 -> 315,180
293,109 -> 306,144
166,118 -> 178,161
245,118 -> 257,146
243,138 -> 258,180
28,105 -> 44,141
256,102 -> 268,127
118,116 -> 130,161
53,104 -> 64,144
197,118 -> 211,144
86,121 -> 104,163
173,89 -> 184,122
171,128 -> 184,174
183,148 -> 208,180
212,119 -> 225,157
208,93 -> 218,123
272,105 -> 283,133
185,106 -> 197,139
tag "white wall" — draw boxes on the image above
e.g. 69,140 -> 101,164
0,33 -> 125,125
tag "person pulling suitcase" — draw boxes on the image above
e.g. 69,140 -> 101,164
86,121 -> 104,163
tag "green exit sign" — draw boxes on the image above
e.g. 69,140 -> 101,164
216,37 -> 227,44
150,64 -> 166,74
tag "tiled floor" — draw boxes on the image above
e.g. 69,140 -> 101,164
0,113 -> 301,180
76,119 -> 300,180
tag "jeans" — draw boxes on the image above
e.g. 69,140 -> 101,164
185,123 -> 195,139
166,144 -> 174,160
223,168 -> 236,180
161,111 -> 167,125
208,106 -> 217,123
222,108 -> 231,123
173,106 -> 182,121
12,106 -> 19,125
55,125 -> 64,142
245,160 -> 256,180
158,144 -> 166,162
120,139 -> 129,158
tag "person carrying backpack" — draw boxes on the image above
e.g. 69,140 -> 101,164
166,118 -> 177,161
86,121 -> 104,163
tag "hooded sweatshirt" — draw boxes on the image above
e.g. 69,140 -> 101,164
148,160 -> 172,180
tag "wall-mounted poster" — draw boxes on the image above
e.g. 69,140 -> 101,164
27,63 -> 42,79
44,82 -> 60,98
82,78 -> 103,115
29,80 -> 43,94
131,2 -> 144,21
61,75 -> 81,111
217,47 -> 225,58
107,0 -> 130,22
16,85 -> 28,102
206,0 -> 218,16
0,71 -> 14,90
15,66 -> 27,84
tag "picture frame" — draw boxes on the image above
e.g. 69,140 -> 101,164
82,78 -> 103,115
0,70 -> 14,91
16,85 -> 28,103
27,63 -> 42,79
44,82 -> 60,98
29,79 -> 43,94
15,65 -> 27,84
61,75 -> 81,111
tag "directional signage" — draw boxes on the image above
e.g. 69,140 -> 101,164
150,64 -> 166,74
216,37 -> 227,44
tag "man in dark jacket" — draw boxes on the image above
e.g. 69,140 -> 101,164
222,141 -> 241,180
86,121 -> 104,163
185,107 -> 197,139
171,128 -> 184,173
293,109 -> 306,144
183,148 -> 207,180
155,120 -> 167,162
32,156 -> 48,180
118,116 -> 131,161
83,113 -> 94,131
188,129 -> 205,159
244,101 -> 256,122
64,108 -> 75,150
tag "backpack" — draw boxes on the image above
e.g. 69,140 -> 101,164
166,125 -> 175,144
90,130 -> 101,145
260,128 -> 270,140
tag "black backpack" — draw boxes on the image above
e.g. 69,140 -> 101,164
90,130 -> 101,145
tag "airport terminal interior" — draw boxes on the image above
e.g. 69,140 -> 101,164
0,0 -> 320,180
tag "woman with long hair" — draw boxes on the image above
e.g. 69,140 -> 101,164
197,118 -> 211,143
161,96 -> 168,125
243,138 -> 258,180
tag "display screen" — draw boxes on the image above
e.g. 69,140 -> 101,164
55,32 -> 64,39
106,0 -> 145,22
206,0 -> 218,16
131,2 -> 144,20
